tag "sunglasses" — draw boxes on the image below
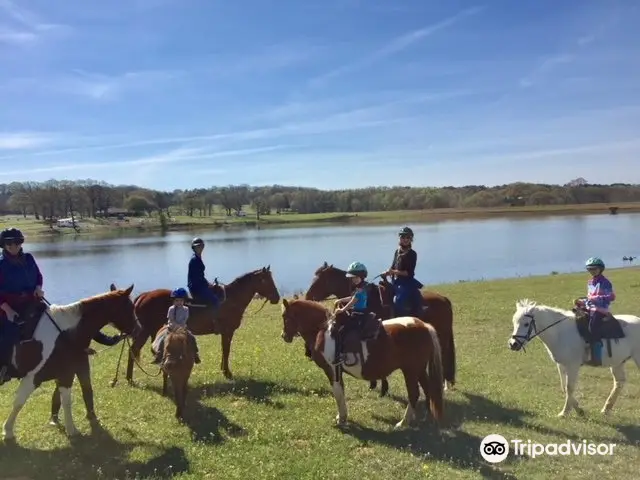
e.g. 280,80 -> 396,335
3,240 -> 23,246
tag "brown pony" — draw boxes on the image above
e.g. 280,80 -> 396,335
125,266 -> 280,384
281,298 -> 443,428
155,325 -> 195,420
3,285 -> 139,441
305,262 -> 456,395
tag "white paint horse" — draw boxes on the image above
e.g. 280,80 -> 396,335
2,285 -> 138,441
508,299 -> 640,417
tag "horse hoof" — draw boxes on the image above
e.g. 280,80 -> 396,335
601,407 -> 611,415
48,416 -> 60,426
335,415 -> 347,426
557,412 -> 567,418
393,421 -> 406,430
109,380 -> 117,388
67,428 -> 80,437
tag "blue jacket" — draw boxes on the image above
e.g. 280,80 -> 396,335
187,253 -> 208,292
93,331 -> 121,346
352,285 -> 368,312
0,251 -> 43,308
586,274 -> 615,313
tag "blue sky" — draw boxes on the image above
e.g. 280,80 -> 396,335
1,0 -> 639,190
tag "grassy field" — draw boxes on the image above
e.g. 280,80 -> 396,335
1,268 -> 640,479
2,201 -> 640,240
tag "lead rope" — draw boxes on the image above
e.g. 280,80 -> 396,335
110,336 -> 162,387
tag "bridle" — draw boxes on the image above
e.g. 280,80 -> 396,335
510,310 -> 570,352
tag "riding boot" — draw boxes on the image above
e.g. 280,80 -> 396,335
590,340 -> 603,366
0,365 -> 10,386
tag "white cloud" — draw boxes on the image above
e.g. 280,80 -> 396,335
0,132 -> 54,150
0,0 -> 69,46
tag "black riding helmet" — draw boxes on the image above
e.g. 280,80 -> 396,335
191,237 -> 204,248
0,227 -> 24,248
398,226 -> 414,240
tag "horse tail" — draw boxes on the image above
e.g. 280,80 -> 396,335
425,323 -> 444,422
443,296 -> 456,386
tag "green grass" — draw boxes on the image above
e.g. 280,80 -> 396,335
1,268 -> 640,479
4,201 -> 640,240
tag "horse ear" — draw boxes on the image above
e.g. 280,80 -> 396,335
282,298 -> 289,309
329,264 -> 333,268
293,293 -> 299,299
213,277 -> 219,285
267,264 -> 271,271
124,284 -> 134,296
322,261 -> 328,267
110,283 -> 117,291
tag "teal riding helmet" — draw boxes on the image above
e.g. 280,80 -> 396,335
346,261 -> 368,278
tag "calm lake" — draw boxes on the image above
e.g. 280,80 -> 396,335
27,213 -> 639,303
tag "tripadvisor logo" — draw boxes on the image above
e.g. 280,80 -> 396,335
480,434 -> 616,462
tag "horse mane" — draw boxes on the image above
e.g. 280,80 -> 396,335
515,298 -> 575,318
289,298 -> 332,329
223,267 -> 269,289
313,262 -> 345,276
48,289 -> 130,330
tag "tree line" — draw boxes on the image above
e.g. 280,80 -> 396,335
1,177 -> 639,220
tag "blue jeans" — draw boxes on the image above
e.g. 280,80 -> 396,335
392,278 -> 423,317
0,317 -> 20,365
589,311 -> 606,342
189,287 -> 220,307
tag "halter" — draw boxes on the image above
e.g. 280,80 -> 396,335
510,310 -> 570,352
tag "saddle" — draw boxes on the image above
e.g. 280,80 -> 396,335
573,307 -> 625,361
339,312 -> 383,356
15,300 -> 48,342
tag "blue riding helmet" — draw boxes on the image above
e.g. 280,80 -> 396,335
170,287 -> 188,299
585,257 -> 605,270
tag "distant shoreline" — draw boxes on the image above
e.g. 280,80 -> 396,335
2,201 -> 639,240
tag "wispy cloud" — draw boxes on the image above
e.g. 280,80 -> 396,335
0,132 -> 55,150
0,144 -> 296,177
214,43 -> 317,77
0,0 -> 69,46
308,6 -> 485,87
518,7 -> 621,88
0,90 -> 475,160
45,69 -> 183,101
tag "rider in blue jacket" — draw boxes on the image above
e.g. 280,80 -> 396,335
187,237 -> 220,307
0,227 -> 45,385
384,226 -> 424,317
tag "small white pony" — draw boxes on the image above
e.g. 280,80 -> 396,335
508,298 -> 640,417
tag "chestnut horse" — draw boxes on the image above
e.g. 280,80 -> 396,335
305,262 -> 456,395
125,266 -> 280,384
281,298 -> 443,428
155,325 -> 195,420
3,285 -> 139,441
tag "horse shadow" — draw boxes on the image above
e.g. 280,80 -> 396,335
0,420 -> 190,480
196,377 -> 333,409
342,391 -> 592,479
146,377 -> 332,444
144,382 -> 247,445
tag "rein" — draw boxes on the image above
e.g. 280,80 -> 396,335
510,311 -> 570,351
111,336 -> 162,387
41,297 -> 64,334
